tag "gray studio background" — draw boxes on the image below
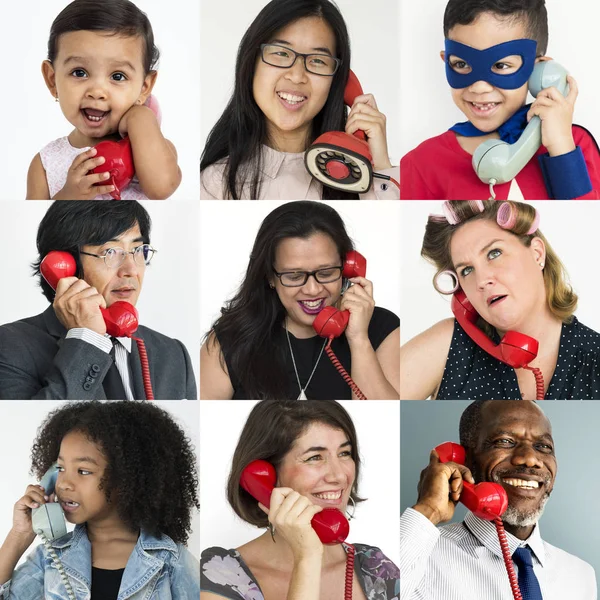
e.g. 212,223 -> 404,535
401,401 -> 600,586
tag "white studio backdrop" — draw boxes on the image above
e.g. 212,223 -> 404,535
0,400 -> 200,563
400,201 -> 600,345
199,201 -> 401,340
0,201 -> 200,394
200,0 -> 401,166
399,0 -> 600,160
0,0 -> 200,200
199,400 -> 400,566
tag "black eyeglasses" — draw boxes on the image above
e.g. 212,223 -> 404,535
80,244 -> 157,268
260,43 -> 340,76
273,266 -> 343,287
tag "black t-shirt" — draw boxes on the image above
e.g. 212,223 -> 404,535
222,306 -> 399,400
437,316 -> 600,399
91,567 -> 124,600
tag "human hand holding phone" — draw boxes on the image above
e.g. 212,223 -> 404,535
53,277 -> 108,335
346,94 -> 392,171
527,73 -> 577,157
412,449 -> 476,526
339,276 -> 375,346
258,488 -> 325,561
53,148 -> 115,200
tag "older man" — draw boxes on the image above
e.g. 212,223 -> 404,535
400,400 -> 596,599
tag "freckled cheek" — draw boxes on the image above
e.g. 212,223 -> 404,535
279,464 -> 320,492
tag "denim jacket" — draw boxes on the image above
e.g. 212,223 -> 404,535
0,525 -> 199,599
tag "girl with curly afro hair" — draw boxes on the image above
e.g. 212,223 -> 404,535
0,401 -> 199,600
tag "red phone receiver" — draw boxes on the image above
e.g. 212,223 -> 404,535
40,251 -> 154,399
40,251 -> 138,337
435,442 -> 507,520
312,251 -> 367,400
240,459 -> 350,545
451,289 -> 545,399
435,442 -> 522,600
305,70 -> 373,194
89,137 -> 135,201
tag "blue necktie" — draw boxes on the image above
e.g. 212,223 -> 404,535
513,546 -> 543,600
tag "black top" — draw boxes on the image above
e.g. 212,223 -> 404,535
221,306 -> 399,400
437,316 -> 600,399
91,566 -> 124,600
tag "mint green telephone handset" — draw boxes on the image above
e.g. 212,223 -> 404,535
31,465 -> 76,600
472,60 -> 570,196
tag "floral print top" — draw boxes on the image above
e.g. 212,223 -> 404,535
201,543 -> 399,600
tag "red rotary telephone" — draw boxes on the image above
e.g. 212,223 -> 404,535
89,137 -> 134,200
312,250 -> 367,400
451,289 -> 545,400
305,71 -> 373,194
40,250 -> 154,399
240,460 -> 355,599
435,442 -> 522,600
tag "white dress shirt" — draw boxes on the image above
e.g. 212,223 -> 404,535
66,328 -> 135,400
400,507 -> 596,600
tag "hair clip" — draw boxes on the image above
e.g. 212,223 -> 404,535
442,200 -> 485,225
434,270 -> 459,295
496,202 -> 540,235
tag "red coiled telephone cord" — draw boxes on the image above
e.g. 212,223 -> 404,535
344,543 -> 355,600
132,336 -> 154,400
523,365 -> 545,400
494,517 -> 523,600
325,339 -> 367,400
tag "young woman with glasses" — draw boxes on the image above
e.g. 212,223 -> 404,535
200,0 -> 396,200
199,201 -> 400,399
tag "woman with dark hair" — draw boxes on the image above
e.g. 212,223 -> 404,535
201,400 -> 399,599
200,201 -> 400,399
400,200 -> 600,400
200,0 -> 397,200
0,401 -> 199,599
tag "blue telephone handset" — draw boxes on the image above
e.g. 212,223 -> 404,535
31,465 -> 76,599
473,60 -> 570,189
31,464 -> 67,541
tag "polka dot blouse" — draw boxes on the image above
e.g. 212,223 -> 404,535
437,316 -> 600,400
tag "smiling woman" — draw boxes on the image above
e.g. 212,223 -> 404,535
199,201 -> 400,400
200,400 -> 399,600
400,200 -> 600,400
200,0 -> 397,200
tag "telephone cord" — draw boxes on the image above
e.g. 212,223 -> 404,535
344,543 -> 355,600
523,365 -> 545,400
132,336 -> 154,400
325,339 -> 367,400
493,518 -> 523,600
488,179 -> 498,200
37,530 -> 76,600
373,172 -> 400,192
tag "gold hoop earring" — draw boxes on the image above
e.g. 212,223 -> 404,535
346,495 -> 356,520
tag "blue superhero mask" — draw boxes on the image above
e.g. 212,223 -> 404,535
444,38 -> 537,90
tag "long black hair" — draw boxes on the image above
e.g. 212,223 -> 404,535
208,201 -> 354,399
200,0 -> 357,200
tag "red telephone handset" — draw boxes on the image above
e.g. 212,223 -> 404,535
240,460 -> 355,599
240,459 -> 350,545
451,289 -> 545,400
435,442 -> 507,520
435,442 -> 522,600
89,137 -> 135,201
305,70 -> 374,194
40,251 -> 154,399
312,251 -> 367,400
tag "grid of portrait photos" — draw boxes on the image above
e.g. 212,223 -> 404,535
1,0 -> 599,598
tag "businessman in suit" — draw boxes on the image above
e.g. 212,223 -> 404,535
0,201 -> 196,400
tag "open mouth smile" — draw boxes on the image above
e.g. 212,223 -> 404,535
277,91 -> 308,111
298,298 -> 325,315
81,108 -> 110,125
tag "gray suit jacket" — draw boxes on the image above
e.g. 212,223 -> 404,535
0,306 -> 197,400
